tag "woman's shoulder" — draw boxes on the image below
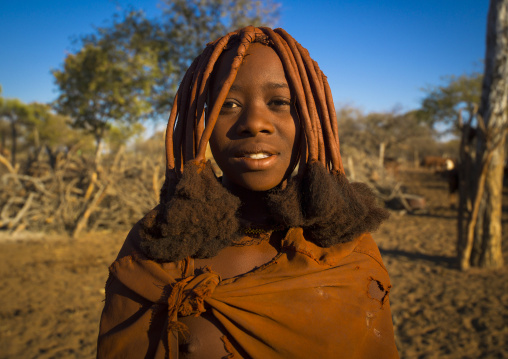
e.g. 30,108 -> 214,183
111,220 -> 193,284
282,228 -> 387,271
115,220 -> 146,260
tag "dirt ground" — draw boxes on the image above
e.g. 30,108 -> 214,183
0,169 -> 507,359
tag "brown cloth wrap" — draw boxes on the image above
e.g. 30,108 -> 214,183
97,226 -> 399,358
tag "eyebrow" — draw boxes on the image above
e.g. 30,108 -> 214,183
228,82 -> 289,92
266,82 -> 290,90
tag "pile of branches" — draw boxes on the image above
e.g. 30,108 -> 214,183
341,145 -> 424,213
0,147 -> 163,237
341,145 -> 398,189
0,143 -> 419,238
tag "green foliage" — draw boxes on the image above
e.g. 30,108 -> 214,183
0,93 -> 35,163
0,89 -> 97,164
419,72 -> 483,132
28,103 -> 90,150
52,41 -> 154,148
0,97 -> 33,126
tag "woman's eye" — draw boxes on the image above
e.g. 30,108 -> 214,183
270,98 -> 292,108
221,101 -> 239,110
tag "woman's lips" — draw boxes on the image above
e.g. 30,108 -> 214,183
232,152 -> 278,170
241,152 -> 271,159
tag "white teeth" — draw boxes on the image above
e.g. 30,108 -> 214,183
245,153 -> 271,159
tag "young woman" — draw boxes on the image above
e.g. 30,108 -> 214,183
97,26 -> 399,359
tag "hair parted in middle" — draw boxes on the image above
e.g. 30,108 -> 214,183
139,26 -> 389,262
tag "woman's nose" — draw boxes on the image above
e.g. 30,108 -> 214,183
235,103 -> 275,136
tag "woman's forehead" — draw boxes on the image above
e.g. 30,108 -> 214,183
211,43 -> 287,93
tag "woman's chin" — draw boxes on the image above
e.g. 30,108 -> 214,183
222,174 -> 284,194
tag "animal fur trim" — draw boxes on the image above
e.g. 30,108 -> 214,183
139,160 -> 389,262
139,161 -> 241,262
268,161 -> 389,246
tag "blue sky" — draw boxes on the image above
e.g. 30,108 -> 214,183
0,0 -> 488,115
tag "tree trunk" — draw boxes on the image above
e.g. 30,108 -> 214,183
472,136 -> 505,267
458,0 -> 507,270
456,124 -> 476,261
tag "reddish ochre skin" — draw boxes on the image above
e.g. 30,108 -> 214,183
178,44 -> 300,358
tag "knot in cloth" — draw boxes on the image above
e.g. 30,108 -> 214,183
166,268 -> 220,334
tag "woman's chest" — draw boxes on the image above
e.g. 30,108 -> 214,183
193,238 -> 278,279
178,239 -> 279,358
178,313 -> 229,358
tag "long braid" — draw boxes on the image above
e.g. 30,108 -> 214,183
165,91 -> 179,170
183,45 -> 214,162
172,56 -> 199,171
193,38 -> 232,154
322,73 -> 343,173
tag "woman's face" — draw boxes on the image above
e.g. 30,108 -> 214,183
209,43 -> 300,192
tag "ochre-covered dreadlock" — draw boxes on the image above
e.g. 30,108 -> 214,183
139,26 -> 389,262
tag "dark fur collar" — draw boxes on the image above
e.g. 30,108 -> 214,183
139,161 -> 388,262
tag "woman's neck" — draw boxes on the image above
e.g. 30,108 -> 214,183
221,177 -> 272,225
